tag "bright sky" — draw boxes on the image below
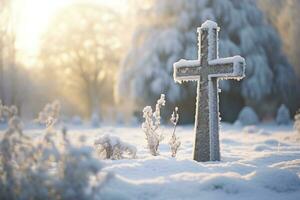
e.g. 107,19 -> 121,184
16,0 -> 128,67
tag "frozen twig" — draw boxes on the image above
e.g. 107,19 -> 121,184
142,94 -> 165,156
169,107 -> 181,157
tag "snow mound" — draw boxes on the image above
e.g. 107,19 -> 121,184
242,125 -> 259,134
264,139 -> 280,146
253,145 -> 272,152
249,168 -> 300,192
236,107 -> 259,126
10,124 -> 300,200
200,172 -> 246,194
271,159 -> 300,172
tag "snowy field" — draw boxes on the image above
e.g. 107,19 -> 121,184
21,123 -> 300,200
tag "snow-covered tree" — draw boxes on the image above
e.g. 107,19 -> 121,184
236,106 -> 259,126
259,0 -> 300,78
0,0 -> 34,115
117,0 -> 299,122
276,104 -> 291,125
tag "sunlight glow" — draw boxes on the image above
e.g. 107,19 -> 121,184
16,0 -> 128,67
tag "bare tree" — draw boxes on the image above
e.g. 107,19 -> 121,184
39,3 -> 123,119
0,0 -> 23,111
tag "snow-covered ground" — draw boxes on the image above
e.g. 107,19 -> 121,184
23,123 -> 300,199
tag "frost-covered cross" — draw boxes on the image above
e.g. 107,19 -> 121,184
173,20 -> 245,162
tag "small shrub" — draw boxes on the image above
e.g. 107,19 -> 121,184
0,100 -> 109,199
142,94 -> 165,156
37,100 -> 61,128
94,134 -> 137,159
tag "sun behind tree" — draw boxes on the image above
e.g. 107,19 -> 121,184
39,3 -> 123,120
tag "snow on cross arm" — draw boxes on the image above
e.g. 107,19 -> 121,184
173,59 -> 200,83
208,55 -> 245,66
199,20 -> 218,30
208,55 -> 246,79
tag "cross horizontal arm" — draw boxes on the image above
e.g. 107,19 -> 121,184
208,56 -> 245,79
173,59 -> 201,83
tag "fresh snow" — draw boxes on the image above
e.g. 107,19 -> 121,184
17,123 -> 300,199
208,56 -> 245,66
199,20 -> 219,30
173,59 -> 200,68
173,59 -> 200,83
200,20 -> 218,61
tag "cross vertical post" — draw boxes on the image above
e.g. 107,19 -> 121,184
193,22 -> 218,162
173,20 -> 246,162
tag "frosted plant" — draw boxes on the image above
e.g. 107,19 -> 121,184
142,94 -> 165,156
169,107 -> 181,157
0,100 -> 23,136
37,100 -> 61,129
0,101 -> 109,199
94,134 -> 137,159
294,110 -> 300,135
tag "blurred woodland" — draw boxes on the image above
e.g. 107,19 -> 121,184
0,0 -> 299,124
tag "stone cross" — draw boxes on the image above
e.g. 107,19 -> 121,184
173,20 -> 245,162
